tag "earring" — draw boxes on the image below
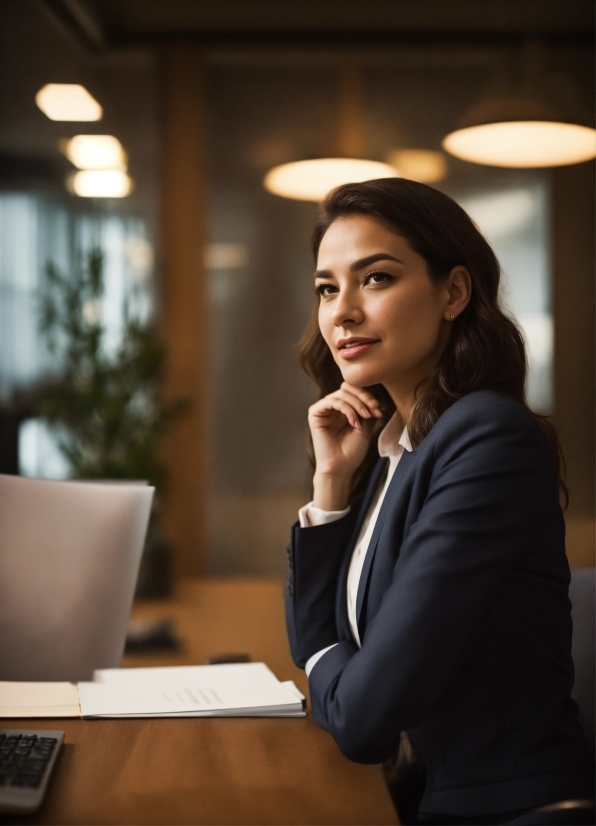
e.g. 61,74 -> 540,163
449,312 -> 455,320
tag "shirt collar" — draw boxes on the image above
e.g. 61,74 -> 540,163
378,411 -> 412,458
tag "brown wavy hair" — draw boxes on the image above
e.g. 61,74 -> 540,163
299,178 -> 569,508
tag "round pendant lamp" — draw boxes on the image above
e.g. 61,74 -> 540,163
443,96 -> 596,168
264,59 -> 398,202
264,157 -> 397,202
444,122 -> 595,168
385,149 -> 447,183
443,42 -> 596,169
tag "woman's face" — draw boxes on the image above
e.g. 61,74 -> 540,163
315,215 -> 461,401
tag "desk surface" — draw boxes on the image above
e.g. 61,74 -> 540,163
16,579 -> 398,825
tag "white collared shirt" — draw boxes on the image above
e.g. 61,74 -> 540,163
298,413 -> 412,676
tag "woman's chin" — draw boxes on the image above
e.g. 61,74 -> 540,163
340,364 -> 384,388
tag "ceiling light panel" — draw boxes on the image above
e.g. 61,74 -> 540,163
36,84 -> 102,122
65,135 -> 127,170
69,170 -> 133,198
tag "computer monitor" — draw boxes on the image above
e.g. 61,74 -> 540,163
0,474 -> 154,681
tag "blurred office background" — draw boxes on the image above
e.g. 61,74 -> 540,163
0,1 -> 593,582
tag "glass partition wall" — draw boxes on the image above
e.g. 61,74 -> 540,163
205,56 -> 554,574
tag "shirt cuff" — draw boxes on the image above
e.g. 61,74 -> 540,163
298,501 -> 351,528
305,643 -> 339,677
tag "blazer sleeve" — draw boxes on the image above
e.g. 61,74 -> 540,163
285,508 -> 358,668
305,399 -> 559,764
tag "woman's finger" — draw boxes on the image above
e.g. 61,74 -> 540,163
333,388 -> 377,420
340,382 -> 384,417
309,398 -> 363,430
312,387 -> 380,420
310,399 -> 361,430
340,382 -> 383,413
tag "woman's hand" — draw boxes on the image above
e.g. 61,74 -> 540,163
308,382 -> 383,511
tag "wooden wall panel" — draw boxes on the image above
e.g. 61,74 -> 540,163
158,45 -> 209,578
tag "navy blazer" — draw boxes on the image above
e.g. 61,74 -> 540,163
285,389 -> 592,817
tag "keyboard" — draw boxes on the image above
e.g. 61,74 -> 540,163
0,730 -> 64,815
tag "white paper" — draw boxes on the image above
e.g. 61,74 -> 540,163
81,663 -> 305,718
0,681 -> 80,718
92,662 -> 277,685
0,665 -> 307,719
281,680 -> 306,703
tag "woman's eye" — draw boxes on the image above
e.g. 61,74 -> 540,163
365,270 -> 394,285
315,283 -> 338,297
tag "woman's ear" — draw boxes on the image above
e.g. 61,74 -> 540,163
443,266 -> 472,322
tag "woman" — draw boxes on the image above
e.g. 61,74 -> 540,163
285,179 -> 594,825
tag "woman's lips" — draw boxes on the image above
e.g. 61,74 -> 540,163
337,339 -> 380,359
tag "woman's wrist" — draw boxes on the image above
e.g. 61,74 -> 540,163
312,471 -> 352,512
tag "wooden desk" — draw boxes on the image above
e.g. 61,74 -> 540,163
16,579 -> 398,825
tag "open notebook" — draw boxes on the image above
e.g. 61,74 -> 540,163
0,663 -> 306,719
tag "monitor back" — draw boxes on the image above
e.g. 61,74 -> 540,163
0,474 -> 154,681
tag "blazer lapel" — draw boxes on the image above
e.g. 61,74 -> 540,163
350,457 -> 389,551
335,456 -> 388,640
355,449 -> 417,633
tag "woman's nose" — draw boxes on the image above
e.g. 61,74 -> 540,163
331,289 -> 364,327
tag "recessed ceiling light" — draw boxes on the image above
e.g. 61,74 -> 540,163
63,135 -> 127,170
36,84 -> 102,122
68,170 -> 133,198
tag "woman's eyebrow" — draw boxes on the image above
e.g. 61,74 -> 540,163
314,252 -> 404,279
350,253 -> 404,271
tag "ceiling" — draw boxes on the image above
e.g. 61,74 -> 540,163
42,0 -> 594,51
3,1 -> 590,208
